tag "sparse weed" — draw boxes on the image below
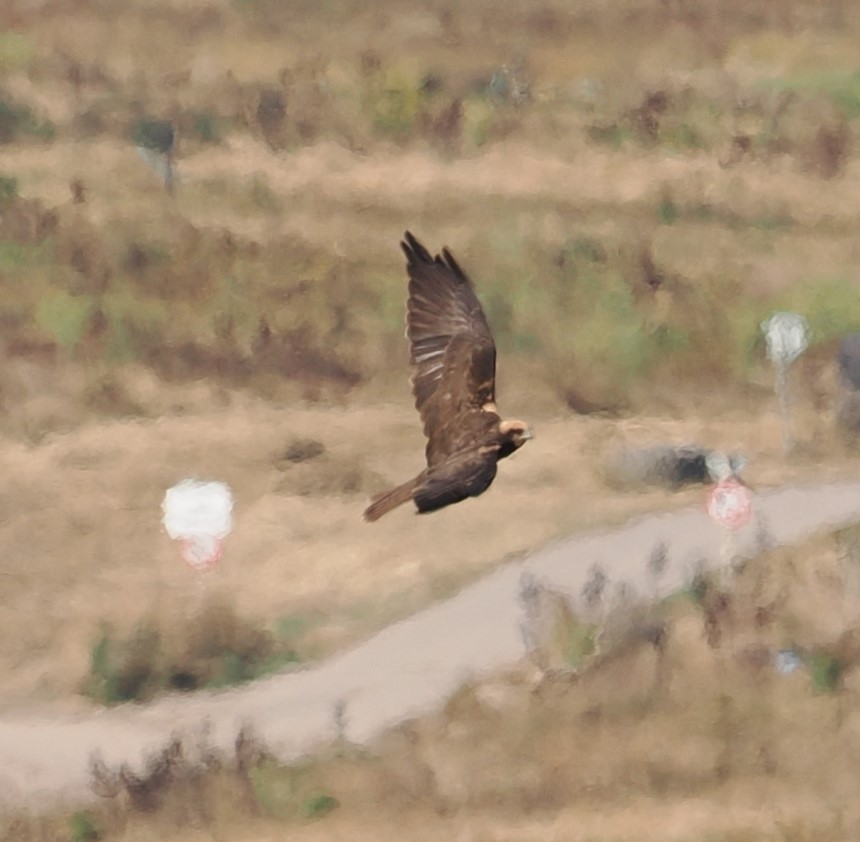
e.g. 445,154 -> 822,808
589,122 -> 632,148
301,793 -> 340,819
462,95 -> 515,149
34,290 -> 93,351
248,760 -> 338,820
0,32 -> 35,72
765,70 -> 860,122
80,726 -> 339,831
188,110 -> 226,145
0,97 -> 54,143
68,811 -> 101,842
249,761 -> 298,818
563,619 -> 598,670
249,174 -> 282,213
131,119 -> 174,154
366,69 -> 424,140
83,599 -> 302,705
808,651 -> 844,694
656,195 -> 680,225
0,173 -> 17,205
777,277 -> 860,345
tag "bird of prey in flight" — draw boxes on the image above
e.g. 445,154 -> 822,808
364,231 -> 533,521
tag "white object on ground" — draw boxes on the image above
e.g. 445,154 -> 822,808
707,479 -> 753,531
775,649 -> 803,675
761,311 -> 809,366
760,311 -> 810,452
162,480 -> 233,571
707,478 -> 754,584
179,534 -> 225,572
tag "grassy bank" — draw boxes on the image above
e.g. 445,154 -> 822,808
8,524 -> 860,841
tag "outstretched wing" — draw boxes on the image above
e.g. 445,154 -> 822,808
402,231 -> 498,466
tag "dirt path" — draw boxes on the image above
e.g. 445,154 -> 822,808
2,478 -> 859,811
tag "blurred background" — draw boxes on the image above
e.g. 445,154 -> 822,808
5,0 -> 860,838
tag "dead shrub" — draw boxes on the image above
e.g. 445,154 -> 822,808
417,96 -> 464,151
83,597 -> 301,705
631,89 -> 671,144
275,437 -> 326,466
274,452 -> 377,497
807,117 -> 852,179
82,373 -> 147,418
84,725 -> 278,831
0,193 -> 57,244
255,87 -> 288,150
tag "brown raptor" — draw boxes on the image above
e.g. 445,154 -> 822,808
364,231 -> 532,521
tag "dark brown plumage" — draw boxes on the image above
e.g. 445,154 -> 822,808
364,231 -> 532,521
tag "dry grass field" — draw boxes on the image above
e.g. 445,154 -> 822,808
11,525 -> 860,842
5,0 -> 860,837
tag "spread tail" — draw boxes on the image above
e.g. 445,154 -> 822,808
363,476 -> 420,522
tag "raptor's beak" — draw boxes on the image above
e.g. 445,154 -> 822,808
521,428 -> 535,441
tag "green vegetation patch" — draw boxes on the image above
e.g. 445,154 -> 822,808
0,32 -> 36,72
83,600 -> 303,705
35,290 -> 93,350
764,70 -> 860,120
777,276 -> 860,345
0,97 -> 54,143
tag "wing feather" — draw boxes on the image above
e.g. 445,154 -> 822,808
401,231 -> 498,466
413,448 -> 499,513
